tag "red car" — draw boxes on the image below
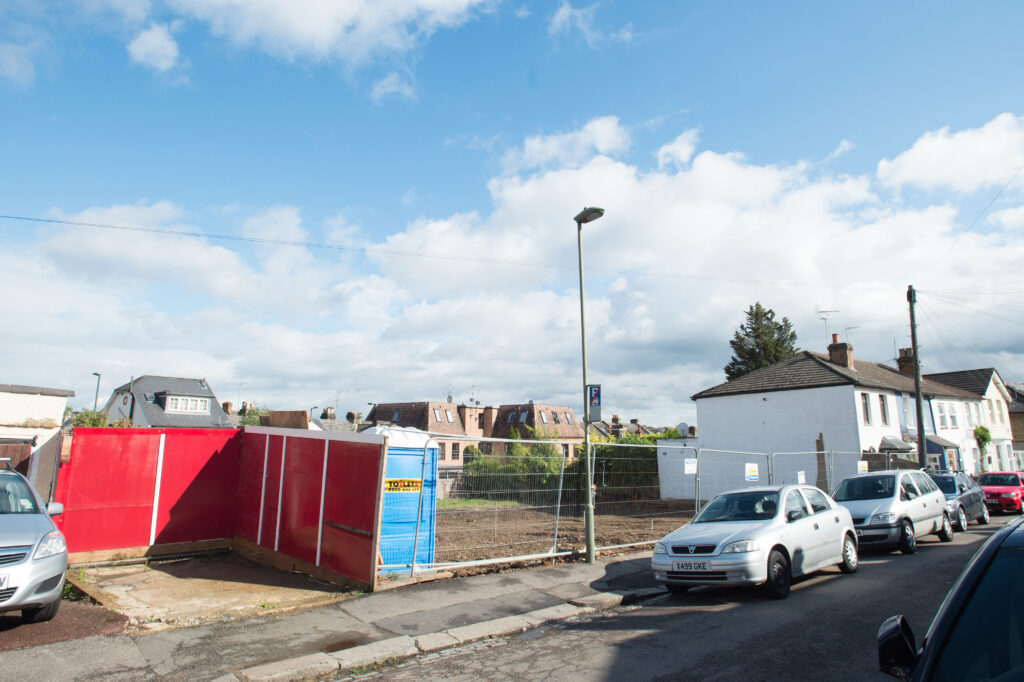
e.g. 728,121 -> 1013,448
978,471 -> 1024,514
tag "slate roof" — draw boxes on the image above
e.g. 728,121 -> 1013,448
1006,382 -> 1024,414
923,369 -> 997,397
692,351 -> 977,401
490,404 -> 584,440
105,375 -> 231,428
365,402 -> 467,435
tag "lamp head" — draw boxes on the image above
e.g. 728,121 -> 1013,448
573,207 -> 605,224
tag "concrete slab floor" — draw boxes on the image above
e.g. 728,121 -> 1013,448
69,553 -> 357,629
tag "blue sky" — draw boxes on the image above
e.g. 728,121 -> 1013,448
3,2 -> 1024,425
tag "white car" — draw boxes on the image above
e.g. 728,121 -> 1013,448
831,469 -> 953,554
651,485 -> 858,599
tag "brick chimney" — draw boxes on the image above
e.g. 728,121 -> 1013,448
222,401 -> 233,415
897,348 -> 915,375
611,415 -> 620,425
321,407 -> 335,420
827,333 -> 854,369
345,410 -> 361,424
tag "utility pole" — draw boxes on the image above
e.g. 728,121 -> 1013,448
908,285 -> 927,467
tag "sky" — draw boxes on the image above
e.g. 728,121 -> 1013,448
2,2 -> 1024,426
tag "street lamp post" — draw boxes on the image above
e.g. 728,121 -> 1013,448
91,372 -> 101,412
575,206 -> 604,564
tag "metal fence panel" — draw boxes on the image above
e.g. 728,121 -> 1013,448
770,451 -> 827,490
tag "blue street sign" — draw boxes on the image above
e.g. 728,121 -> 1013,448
587,384 -> 601,406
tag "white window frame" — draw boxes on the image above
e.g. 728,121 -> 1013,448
540,411 -> 549,424
445,409 -> 455,423
949,404 -> 958,429
937,403 -> 948,429
433,408 -> 443,422
165,396 -> 210,415
878,395 -> 889,426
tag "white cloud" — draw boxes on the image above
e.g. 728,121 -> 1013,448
127,23 -> 179,73
548,2 -> 631,47
371,71 -> 416,102
0,41 -> 38,86
502,115 -> 630,173
656,129 -> 699,169
824,139 -> 854,162
163,0 -> 488,66
10,117 -> 1024,426
877,113 -> 1024,193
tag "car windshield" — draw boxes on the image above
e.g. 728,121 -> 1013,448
832,475 -> 896,501
979,474 -> 1021,487
931,477 -> 957,494
0,475 -> 42,514
693,491 -> 779,522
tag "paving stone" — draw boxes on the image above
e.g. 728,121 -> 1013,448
415,631 -> 460,652
445,615 -> 532,644
239,652 -> 338,681
568,593 -> 624,609
329,635 -> 418,671
520,603 -> 590,626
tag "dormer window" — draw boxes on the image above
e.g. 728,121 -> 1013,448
445,409 -> 455,423
433,408 -> 443,422
518,411 -> 528,423
392,409 -> 401,421
166,396 -> 210,414
540,411 -> 549,424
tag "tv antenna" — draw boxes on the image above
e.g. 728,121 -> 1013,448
844,325 -> 859,342
816,307 -> 839,342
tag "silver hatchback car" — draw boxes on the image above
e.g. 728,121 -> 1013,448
0,467 -> 68,623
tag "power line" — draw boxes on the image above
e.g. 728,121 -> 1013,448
0,212 -> 901,293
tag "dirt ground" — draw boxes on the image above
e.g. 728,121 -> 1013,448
70,552 -> 356,629
434,498 -> 694,564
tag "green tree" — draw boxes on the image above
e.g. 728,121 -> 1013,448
975,425 -> 992,472
724,302 -> 798,380
238,404 -> 270,426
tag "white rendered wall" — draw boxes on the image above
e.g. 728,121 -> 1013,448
695,385 -> 863,455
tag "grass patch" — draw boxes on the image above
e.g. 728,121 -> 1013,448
436,498 -> 523,510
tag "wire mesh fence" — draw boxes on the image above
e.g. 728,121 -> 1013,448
384,432 -> 897,576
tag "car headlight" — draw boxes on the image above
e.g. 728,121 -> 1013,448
722,539 -> 759,553
870,512 -> 896,524
1003,492 -> 1019,498
34,530 -> 67,560
653,542 -> 668,555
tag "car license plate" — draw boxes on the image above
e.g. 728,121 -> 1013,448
0,575 -> 6,588
674,560 -> 709,571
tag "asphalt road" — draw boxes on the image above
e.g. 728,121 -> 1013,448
357,516 -> 1011,682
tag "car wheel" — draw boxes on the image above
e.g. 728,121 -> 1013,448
955,505 -> 968,532
1017,501 -> 1023,516
899,520 -> 916,554
763,549 -> 791,599
938,514 -> 954,542
22,599 -> 60,624
838,533 -> 859,574
665,583 -> 690,595
979,505 -> 990,525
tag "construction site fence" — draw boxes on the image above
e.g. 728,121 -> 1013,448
379,434 -> 892,578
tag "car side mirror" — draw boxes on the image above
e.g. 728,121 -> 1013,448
958,484 -> 967,494
878,615 -> 918,679
786,510 -> 804,522
46,502 -> 63,516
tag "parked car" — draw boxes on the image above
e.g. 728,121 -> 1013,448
978,471 -> 1024,514
877,516 -> 1024,680
928,471 -> 989,530
0,467 -> 68,623
832,469 -> 953,554
651,485 -> 858,600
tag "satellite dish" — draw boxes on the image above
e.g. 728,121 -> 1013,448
677,423 -> 690,437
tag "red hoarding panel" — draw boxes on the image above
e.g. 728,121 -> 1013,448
259,435 -> 285,548
55,429 -> 160,553
318,440 -> 383,583
152,430 -> 240,545
276,437 -> 327,565
234,432 -> 269,543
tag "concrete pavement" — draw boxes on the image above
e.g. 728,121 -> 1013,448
0,551 -> 661,681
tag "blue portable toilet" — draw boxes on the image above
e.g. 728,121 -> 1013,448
372,427 -> 438,574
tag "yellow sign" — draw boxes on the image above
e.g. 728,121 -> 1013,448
385,478 -> 422,493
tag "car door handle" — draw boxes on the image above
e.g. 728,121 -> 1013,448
814,523 -> 820,530
834,516 -> 840,523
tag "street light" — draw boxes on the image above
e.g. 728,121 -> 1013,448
91,372 -> 101,412
575,206 -> 604,564
310,406 -> 318,419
